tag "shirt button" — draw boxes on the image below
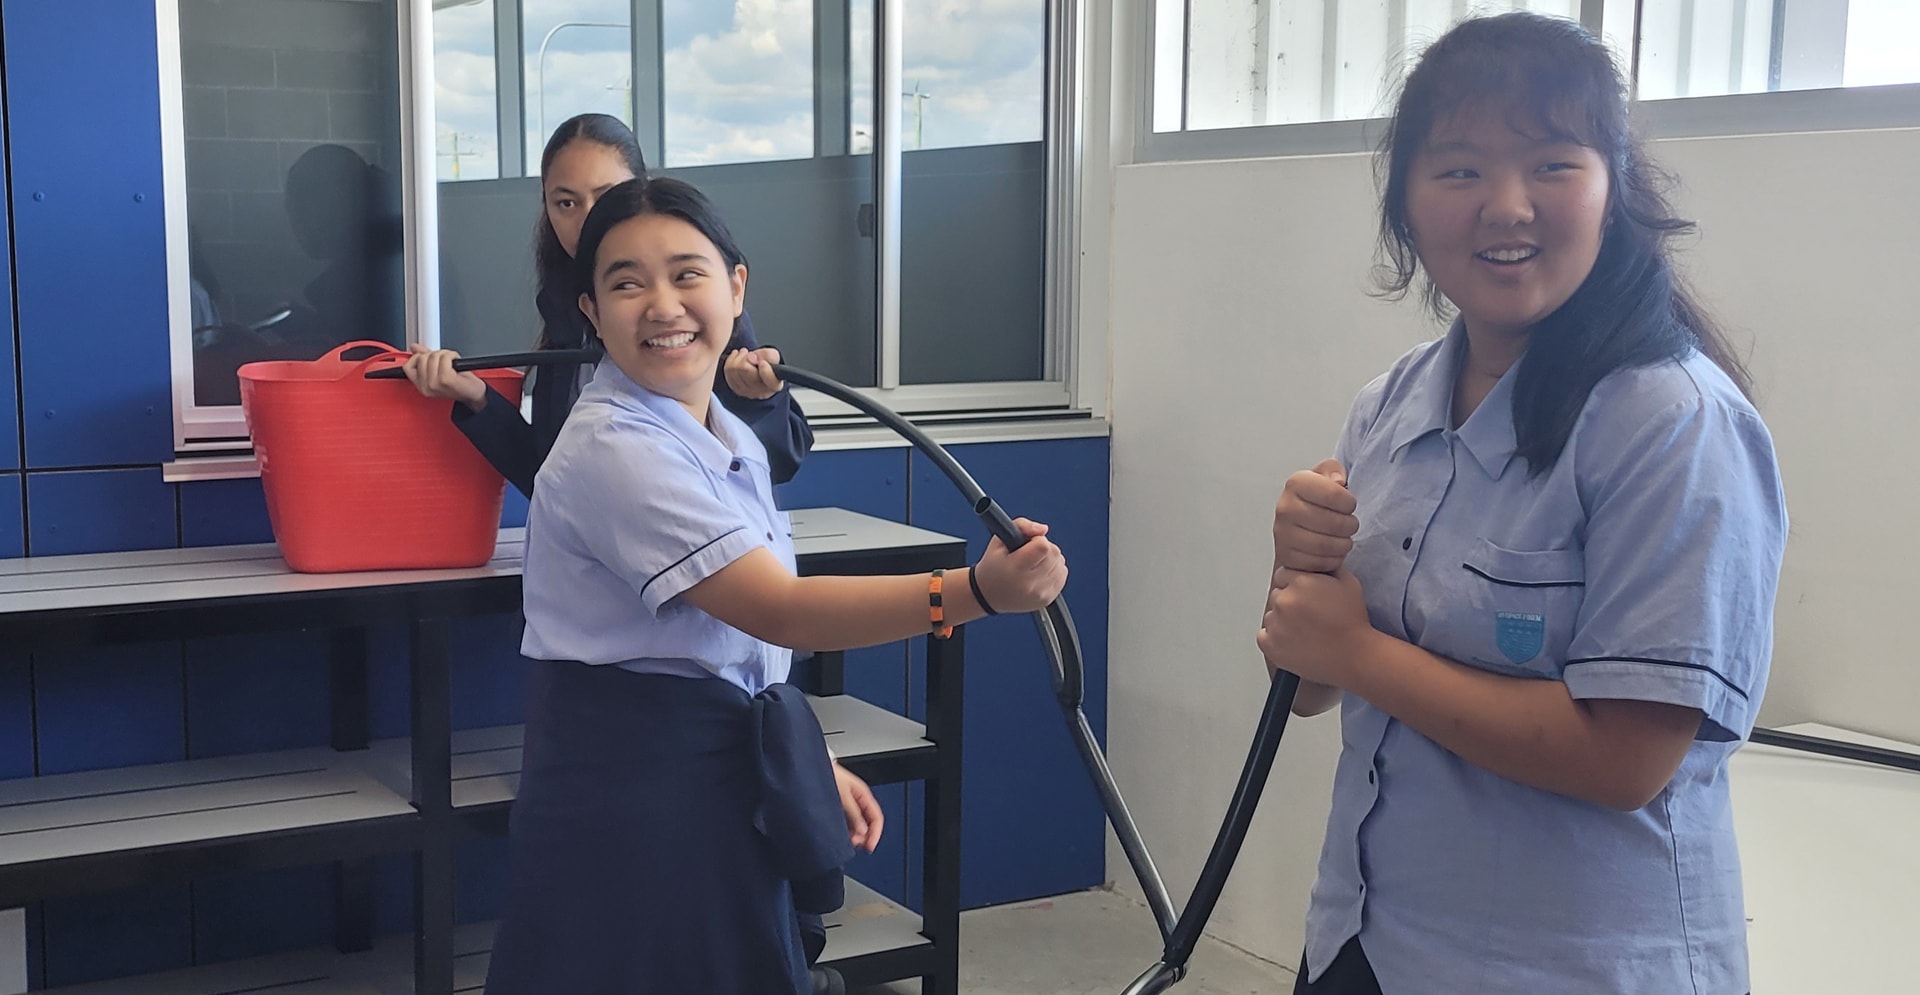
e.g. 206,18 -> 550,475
1401,537 -> 1412,550
729,459 -> 742,472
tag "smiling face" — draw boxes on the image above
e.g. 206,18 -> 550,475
1405,104 -> 1613,344
579,213 -> 746,418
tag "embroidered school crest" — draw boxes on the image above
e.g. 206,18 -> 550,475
1495,612 -> 1546,664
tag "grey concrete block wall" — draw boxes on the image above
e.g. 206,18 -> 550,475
224,89 -> 333,141
179,0 -> 402,351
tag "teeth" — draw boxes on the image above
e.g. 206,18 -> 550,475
1480,247 -> 1538,263
646,332 -> 695,349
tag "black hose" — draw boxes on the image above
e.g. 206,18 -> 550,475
771,363 -> 1305,984
375,350 -> 1305,988
362,348 -> 596,380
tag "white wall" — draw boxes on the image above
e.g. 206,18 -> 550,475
1098,126 -> 1920,966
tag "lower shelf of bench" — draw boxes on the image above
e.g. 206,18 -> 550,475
0,747 -> 419,906
42,878 -> 934,993
357,693 -> 938,811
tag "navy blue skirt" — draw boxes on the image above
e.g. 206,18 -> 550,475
485,661 -> 814,995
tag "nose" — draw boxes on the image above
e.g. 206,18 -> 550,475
642,285 -> 685,323
1480,172 -> 1535,228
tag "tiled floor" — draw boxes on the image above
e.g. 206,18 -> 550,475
853,887 -> 1295,995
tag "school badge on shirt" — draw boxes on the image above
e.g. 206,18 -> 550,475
1495,612 -> 1546,664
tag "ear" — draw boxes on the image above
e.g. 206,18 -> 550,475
730,263 -> 748,318
579,292 -> 599,329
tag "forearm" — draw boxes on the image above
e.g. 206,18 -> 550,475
451,387 -> 538,498
762,569 -> 988,652
1343,631 -> 1678,810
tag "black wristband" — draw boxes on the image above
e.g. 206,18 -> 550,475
967,566 -> 1000,616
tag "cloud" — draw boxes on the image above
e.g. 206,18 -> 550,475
432,0 -> 1047,177
520,0 -> 633,56
434,2 -> 500,179
659,0 -> 816,164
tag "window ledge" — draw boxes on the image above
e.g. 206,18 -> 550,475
162,453 -> 268,483
163,413 -> 1111,483
810,410 -> 1110,450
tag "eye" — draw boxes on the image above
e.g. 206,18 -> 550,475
553,198 -> 577,210
1538,161 -> 1578,173
675,269 -> 706,283
1438,168 -> 1478,180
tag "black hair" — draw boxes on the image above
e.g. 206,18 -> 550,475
1375,11 -> 1751,475
573,176 -> 749,338
532,114 -> 647,349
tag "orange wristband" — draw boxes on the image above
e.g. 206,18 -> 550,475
929,569 -> 954,640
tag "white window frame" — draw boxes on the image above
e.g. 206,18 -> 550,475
1134,0 -> 1920,164
160,0 -> 1098,478
159,0 -> 443,459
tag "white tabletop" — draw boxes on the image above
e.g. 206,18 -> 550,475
0,507 -> 962,618
1732,722 -> 1920,993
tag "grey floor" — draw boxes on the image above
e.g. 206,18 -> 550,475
853,888 -> 1296,995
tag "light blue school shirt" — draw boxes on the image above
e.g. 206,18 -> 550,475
1304,322 -> 1787,994
520,359 -> 797,695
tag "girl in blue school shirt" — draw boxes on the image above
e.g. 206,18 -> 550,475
483,175 -> 1069,995
1258,14 -> 1786,995
399,112 -> 812,491
400,115 -> 856,988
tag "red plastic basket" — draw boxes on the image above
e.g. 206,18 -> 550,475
237,341 -> 526,573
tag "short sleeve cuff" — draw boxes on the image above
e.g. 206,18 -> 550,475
637,527 -> 766,614
1562,656 -> 1755,742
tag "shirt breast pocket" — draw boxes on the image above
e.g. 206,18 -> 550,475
1439,538 -> 1586,678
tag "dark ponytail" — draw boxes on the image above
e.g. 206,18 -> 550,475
532,113 -> 646,350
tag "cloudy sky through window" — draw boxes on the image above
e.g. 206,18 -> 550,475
433,0 -> 1043,181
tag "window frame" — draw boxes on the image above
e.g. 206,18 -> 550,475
1134,0 -> 1920,164
159,0 -> 444,458
161,0 -> 1097,476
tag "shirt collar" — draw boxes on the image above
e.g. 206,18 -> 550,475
587,358 -> 766,476
1385,319 -> 1521,480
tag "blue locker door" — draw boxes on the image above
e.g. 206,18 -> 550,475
910,437 -> 1111,909
3,0 -> 173,468
0,94 -> 18,471
0,474 -> 20,559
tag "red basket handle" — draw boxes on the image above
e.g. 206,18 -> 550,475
309,341 -> 415,382
316,340 -> 408,366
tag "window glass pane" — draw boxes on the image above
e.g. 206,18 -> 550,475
1152,0 -> 1185,132
673,0 -> 876,386
436,0 -> 534,361
900,0 -> 1046,385
1845,1 -> 1920,87
663,0 -> 814,165
1636,0 -> 1920,99
851,0 -> 874,152
1176,0 -> 1579,130
522,0 -> 632,171
178,0 -> 407,408
900,0 -> 1044,149
434,0 -> 500,181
